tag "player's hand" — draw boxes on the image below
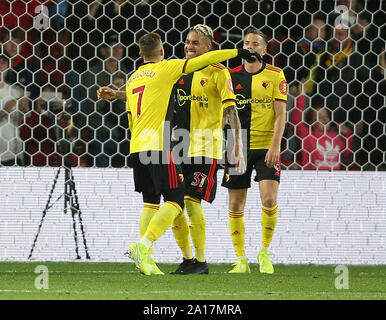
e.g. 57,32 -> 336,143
231,145 -> 246,174
97,87 -> 117,100
237,49 -> 262,63
265,146 -> 280,168
236,151 -> 246,174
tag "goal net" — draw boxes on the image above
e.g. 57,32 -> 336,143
0,0 -> 385,264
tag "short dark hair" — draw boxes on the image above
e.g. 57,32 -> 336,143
305,107 -> 318,125
138,33 -> 162,59
244,27 -> 268,46
305,105 -> 331,125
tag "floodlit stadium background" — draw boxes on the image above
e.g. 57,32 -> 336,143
0,0 -> 385,264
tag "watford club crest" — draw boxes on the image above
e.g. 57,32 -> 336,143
262,81 -> 269,89
227,78 -> 234,93
279,80 -> 287,95
200,78 -> 208,87
274,163 -> 281,177
225,173 -> 230,182
179,174 -> 184,182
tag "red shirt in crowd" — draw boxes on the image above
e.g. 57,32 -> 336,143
291,95 -> 353,170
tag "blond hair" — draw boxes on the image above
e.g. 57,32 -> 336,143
190,24 -> 214,43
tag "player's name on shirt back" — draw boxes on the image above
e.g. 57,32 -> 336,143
127,69 -> 157,86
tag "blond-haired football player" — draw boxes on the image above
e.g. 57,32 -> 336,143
97,32 -> 259,275
171,24 -> 248,274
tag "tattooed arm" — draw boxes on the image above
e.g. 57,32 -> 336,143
223,105 -> 246,173
115,90 -> 126,101
97,87 -> 126,101
224,105 -> 242,144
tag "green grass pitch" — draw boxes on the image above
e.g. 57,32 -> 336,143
0,262 -> 384,300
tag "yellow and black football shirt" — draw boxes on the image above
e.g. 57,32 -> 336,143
126,49 -> 239,153
230,62 -> 287,150
174,64 -> 237,159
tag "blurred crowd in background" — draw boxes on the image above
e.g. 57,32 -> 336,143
0,0 -> 384,170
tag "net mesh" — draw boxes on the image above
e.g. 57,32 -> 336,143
0,0 -> 385,264
0,0 -> 385,170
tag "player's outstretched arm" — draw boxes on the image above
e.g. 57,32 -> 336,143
97,87 -> 126,101
184,49 -> 261,74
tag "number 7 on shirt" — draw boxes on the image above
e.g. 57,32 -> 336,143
132,85 -> 146,117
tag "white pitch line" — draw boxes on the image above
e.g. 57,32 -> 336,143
0,270 -> 229,274
0,289 -> 384,297
1,270 -> 137,274
0,289 -> 182,295
0,290 -> 281,296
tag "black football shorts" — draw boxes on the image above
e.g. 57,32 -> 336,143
221,149 -> 281,189
130,151 -> 185,208
182,157 -> 218,203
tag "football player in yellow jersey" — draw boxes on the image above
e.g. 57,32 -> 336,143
97,33 -> 259,275
171,24 -> 247,274
222,28 -> 287,274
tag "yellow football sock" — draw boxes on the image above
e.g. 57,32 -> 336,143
145,201 -> 182,242
172,211 -> 193,259
229,210 -> 245,257
261,205 -> 278,249
139,203 -> 159,256
185,196 -> 206,262
195,249 -> 205,263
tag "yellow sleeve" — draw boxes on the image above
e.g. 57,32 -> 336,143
127,110 -> 133,132
125,85 -> 133,132
162,59 -> 187,81
216,68 -> 237,110
273,70 -> 288,102
183,49 -> 238,74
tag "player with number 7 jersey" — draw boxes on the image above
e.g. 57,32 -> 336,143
126,40 -> 256,155
122,33 -> 260,275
